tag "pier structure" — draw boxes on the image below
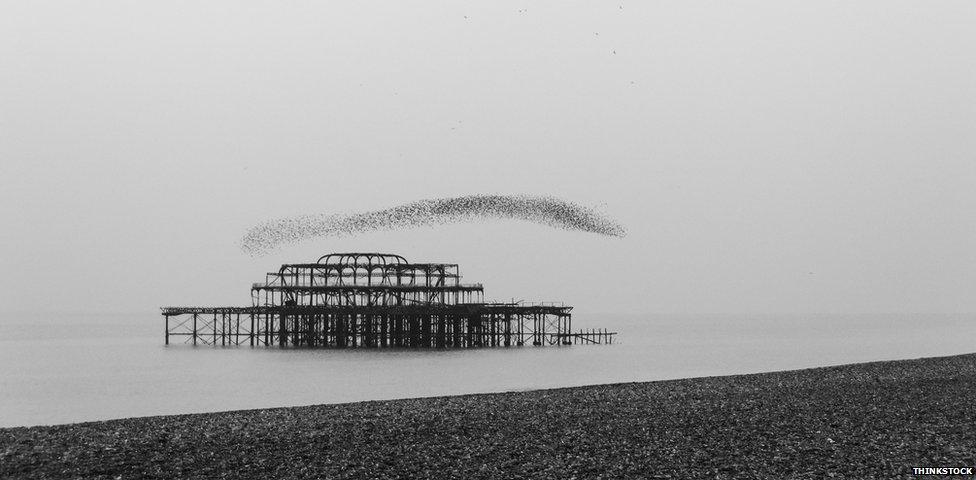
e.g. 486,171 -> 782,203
162,253 -> 615,348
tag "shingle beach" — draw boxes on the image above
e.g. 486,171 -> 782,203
3,353 -> 975,479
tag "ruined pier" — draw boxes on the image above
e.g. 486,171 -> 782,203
161,253 -> 615,348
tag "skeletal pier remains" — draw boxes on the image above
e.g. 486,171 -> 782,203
162,253 -> 616,348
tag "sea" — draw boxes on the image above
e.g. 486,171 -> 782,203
1,312 -> 973,428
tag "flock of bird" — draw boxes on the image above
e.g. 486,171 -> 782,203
241,194 -> 625,256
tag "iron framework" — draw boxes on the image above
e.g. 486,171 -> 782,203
161,253 -> 614,348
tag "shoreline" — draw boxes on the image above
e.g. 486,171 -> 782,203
4,353 -> 976,478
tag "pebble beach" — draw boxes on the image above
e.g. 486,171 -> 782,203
3,353 -> 975,479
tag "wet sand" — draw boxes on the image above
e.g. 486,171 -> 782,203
3,353 -> 975,479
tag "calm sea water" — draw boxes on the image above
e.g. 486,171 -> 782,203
1,312 -> 973,427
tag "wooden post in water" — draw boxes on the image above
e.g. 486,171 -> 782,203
280,312 -> 287,347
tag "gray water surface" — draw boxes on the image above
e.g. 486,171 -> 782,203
1,312 -> 973,427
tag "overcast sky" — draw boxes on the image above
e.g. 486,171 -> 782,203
1,1 -> 974,315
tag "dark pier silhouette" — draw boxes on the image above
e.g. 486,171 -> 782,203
161,253 -> 616,348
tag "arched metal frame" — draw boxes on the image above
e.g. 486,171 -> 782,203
261,253 -> 475,308
317,253 -> 408,266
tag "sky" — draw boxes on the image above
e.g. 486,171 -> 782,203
1,1 -> 974,315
